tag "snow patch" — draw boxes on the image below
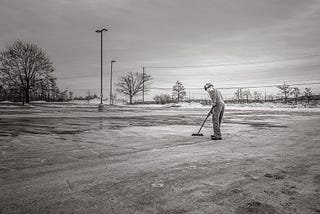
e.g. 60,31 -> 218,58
0,101 -> 14,104
131,102 -> 320,112
134,102 -> 206,109
68,98 -> 103,105
166,102 -> 205,108
226,103 -> 320,112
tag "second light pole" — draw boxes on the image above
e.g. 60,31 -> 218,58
110,60 -> 116,105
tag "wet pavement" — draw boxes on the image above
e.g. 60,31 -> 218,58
0,104 -> 319,213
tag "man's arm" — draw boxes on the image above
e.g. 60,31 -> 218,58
210,89 -> 217,107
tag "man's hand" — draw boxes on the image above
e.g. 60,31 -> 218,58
211,105 -> 216,112
208,105 -> 215,116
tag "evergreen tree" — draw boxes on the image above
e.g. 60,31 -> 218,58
172,80 -> 186,102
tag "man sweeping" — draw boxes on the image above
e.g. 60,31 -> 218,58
204,83 -> 225,140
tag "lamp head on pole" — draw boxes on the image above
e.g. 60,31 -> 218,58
96,28 -> 108,33
111,60 -> 116,63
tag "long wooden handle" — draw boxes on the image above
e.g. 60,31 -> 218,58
196,106 -> 214,134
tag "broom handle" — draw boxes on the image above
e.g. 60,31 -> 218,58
197,105 -> 214,134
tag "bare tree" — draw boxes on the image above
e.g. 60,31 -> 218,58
110,93 -> 117,105
172,80 -> 186,102
85,91 -> 99,105
242,89 -> 251,103
48,77 -> 59,101
253,91 -> 263,102
233,88 -> 243,103
267,94 -> 275,102
304,88 -> 312,104
0,40 -> 55,104
117,72 -> 152,104
277,82 -> 292,104
0,79 -> 8,101
69,91 -> 73,100
292,87 -> 300,105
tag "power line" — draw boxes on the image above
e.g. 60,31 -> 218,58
150,81 -> 320,90
67,81 -> 320,91
62,67 -> 141,80
145,54 -> 320,69
63,74 -> 98,80
60,56 -> 320,80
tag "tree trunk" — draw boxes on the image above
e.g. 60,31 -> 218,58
284,91 -> 287,104
129,95 -> 133,104
25,88 -> 30,103
177,87 -> 180,102
21,89 -> 25,106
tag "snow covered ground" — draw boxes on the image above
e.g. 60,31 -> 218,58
133,101 -> 320,112
1,100 -> 319,112
226,102 -> 320,112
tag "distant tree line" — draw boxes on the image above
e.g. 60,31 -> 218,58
114,71 -> 319,105
277,82 -> 314,104
72,91 -> 101,105
150,81 -> 318,105
0,40 -> 73,104
229,82 -> 316,104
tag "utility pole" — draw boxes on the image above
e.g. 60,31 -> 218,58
142,66 -> 145,103
177,82 -> 180,102
96,28 -> 108,112
110,60 -> 116,105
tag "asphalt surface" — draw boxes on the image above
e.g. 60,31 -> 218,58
0,104 -> 319,213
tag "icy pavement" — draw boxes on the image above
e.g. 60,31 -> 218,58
0,104 -> 319,213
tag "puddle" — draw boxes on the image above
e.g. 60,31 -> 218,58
236,201 -> 279,214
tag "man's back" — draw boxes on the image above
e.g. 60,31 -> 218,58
208,88 -> 225,105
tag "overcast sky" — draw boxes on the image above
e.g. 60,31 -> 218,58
1,0 -> 320,99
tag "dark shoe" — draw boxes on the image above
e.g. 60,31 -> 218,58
211,136 -> 222,140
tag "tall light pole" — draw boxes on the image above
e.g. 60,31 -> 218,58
110,60 -> 116,105
96,28 -> 108,112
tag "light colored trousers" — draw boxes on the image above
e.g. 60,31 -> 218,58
212,103 -> 225,138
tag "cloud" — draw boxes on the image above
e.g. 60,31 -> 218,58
0,0 -> 319,97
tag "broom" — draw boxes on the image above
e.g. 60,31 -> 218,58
192,106 -> 214,136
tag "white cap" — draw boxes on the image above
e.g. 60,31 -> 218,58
204,83 -> 213,91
